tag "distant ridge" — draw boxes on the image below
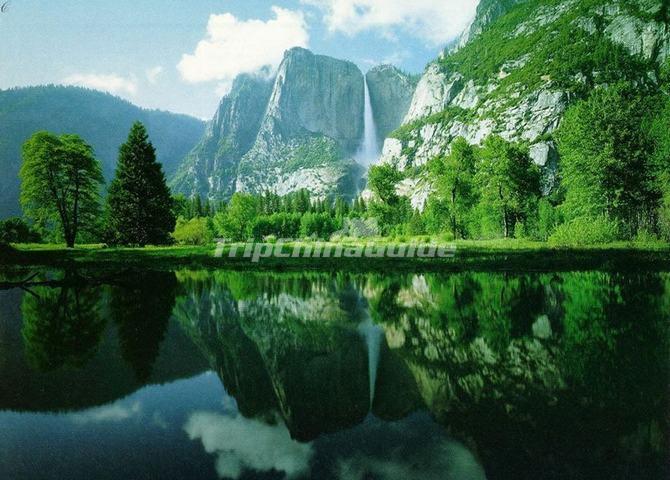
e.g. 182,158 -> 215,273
0,85 -> 205,217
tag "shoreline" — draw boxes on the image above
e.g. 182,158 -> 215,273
3,241 -> 670,273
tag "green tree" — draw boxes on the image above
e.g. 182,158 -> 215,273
191,195 -> 203,218
367,164 -> 403,204
648,90 -> 670,239
556,83 -> 658,236
105,122 -> 176,246
213,192 -> 259,240
172,217 -> 214,245
430,137 -> 477,239
300,212 -> 337,239
172,194 -> 190,219
20,132 -> 103,248
475,136 -> 540,238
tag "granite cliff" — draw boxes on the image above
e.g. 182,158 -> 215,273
173,48 -> 417,201
379,0 -> 670,208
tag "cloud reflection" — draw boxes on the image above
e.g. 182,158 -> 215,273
184,411 -> 313,479
70,401 -> 142,424
335,439 -> 487,480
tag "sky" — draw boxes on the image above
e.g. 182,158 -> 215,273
0,1 -> 479,119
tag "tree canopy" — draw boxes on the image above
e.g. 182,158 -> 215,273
20,131 -> 103,248
105,122 -> 176,246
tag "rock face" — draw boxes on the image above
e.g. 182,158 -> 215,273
236,48 -> 365,199
171,74 -> 274,200
378,0 -> 670,208
365,65 -> 418,146
453,0 -> 528,52
174,47 -> 372,201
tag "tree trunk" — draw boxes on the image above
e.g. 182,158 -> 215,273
451,187 -> 457,240
503,207 -> 509,238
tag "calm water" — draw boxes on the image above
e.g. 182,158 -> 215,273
0,269 -> 668,479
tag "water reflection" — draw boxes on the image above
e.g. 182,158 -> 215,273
0,269 -> 667,479
21,281 -> 105,372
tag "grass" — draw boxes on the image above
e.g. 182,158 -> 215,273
2,238 -> 670,274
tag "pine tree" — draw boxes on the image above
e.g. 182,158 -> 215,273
193,195 -> 203,218
106,122 -> 176,246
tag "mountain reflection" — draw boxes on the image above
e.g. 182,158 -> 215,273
174,270 -> 669,479
0,269 -> 667,479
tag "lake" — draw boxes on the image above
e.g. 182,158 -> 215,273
0,269 -> 668,479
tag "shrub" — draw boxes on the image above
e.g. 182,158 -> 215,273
634,228 -> 658,244
548,216 -> 621,246
0,217 -> 41,244
171,217 -> 214,245
251,213 -> 301,240
300,212 -> 337,239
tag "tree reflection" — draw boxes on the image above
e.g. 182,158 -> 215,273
21,285 -> 105,372
109,271 -> 177,381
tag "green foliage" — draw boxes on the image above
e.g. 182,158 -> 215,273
647,91 -> 670,240
214,193 -> 259,241
430,137 -> 478,239
403,210 -> 426,236
422,197 -> 452,235
548,216 -> 621,246
105,122 -> 176,246
556,83 -> 658,236
300,212 -> 338,239
0,85 -> 203,217
20,131 -> 104,248
368,164 -> 404,204
440,0 -> 651,102
284,136 -> 344,171
251,212 -> 302,240
21,286 -> 106,372
535,198 -> 562,241
475,136 -> 541,238
368,197 -> 413,236
172,217 -> 214,246
0,217 -> 40,244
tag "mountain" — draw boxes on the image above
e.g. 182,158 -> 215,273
237,47 -> 366,199
173,48 -> 417,201
379,0 -> 670,207
0,86 -> 205,217
366,65 -> 419,148
171,74 -> 275,200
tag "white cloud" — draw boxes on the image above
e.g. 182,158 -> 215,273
184,411 -> 313,479
146,66 -> 164,84
178,6 -> 309,92
303,0 -> 479,45
62,73 -> 138,96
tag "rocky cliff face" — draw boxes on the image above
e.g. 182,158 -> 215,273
236,48 -> 365,199
379,0 -> 670,207
365,65 -> 418,147
171,74 -> 274,200
453,0 -> 528,51
173,48 -> 417,202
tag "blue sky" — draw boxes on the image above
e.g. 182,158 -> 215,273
0,1 -> 478,119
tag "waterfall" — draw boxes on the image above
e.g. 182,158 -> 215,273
357,315 -> 384,408
355,76 -> 380,166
